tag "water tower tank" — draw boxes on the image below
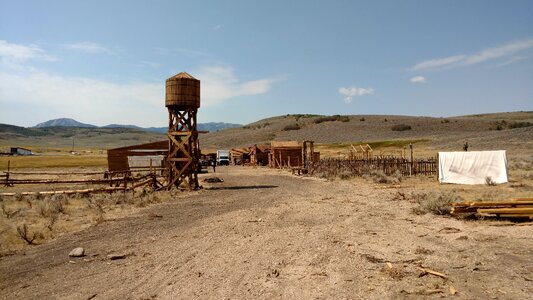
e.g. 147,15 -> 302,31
165,72 -> 200,108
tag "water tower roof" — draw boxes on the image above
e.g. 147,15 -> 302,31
168,72 -> 197,80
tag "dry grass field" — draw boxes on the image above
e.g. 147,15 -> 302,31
0,166 -> 532,299
0,112 -> 532,299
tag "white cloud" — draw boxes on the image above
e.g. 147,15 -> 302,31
409,38 -> 533,71
0,39 -> 279,126
63,42 -> 113,54
195,66 -> 278,106
0,40 -> 56,62
0,65 -> 279,126
410,76 -> 427,83
338,86 -> 374,104
213,24 -> 223,30
0,70 -> 163,127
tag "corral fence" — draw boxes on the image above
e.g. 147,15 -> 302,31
1,166 -> 166,197
308,156 -> 437,178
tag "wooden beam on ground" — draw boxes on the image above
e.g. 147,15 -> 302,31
476,208 -> 533,214
417,267 -> 447,278
452,201 -> 533,207
6,178 -> 129,185
0,187 -> 127,197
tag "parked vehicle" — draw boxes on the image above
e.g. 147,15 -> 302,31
216,150 -> 230,166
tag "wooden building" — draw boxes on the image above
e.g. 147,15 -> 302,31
107,140 -> 168,173
250,144 -> 270,166
230,147 -> 251,165
269,141 -> 302,168
10,147 -> 33,156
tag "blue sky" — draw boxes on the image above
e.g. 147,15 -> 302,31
1,0 -> 532,127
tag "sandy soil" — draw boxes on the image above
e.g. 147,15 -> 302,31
0,166 -> 531,299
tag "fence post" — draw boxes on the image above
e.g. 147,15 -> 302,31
5,160 -> 10,186
409,144 -> 413,176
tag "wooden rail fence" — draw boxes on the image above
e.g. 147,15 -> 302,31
308,156 -> 437,178
1,167 -> 166,197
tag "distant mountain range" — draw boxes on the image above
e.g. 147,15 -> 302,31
32,118 -> 241,133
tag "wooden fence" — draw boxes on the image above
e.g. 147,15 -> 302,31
308,156 -> 437,178
1,167 -> 166,196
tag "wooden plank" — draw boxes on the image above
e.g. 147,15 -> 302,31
512,198 -> 533,201
453,201 -> 533,207
0,186 -> 127,197
477,213 -> 533,219
168,158 -> 190,162
477,208 -> 533,214
417,267 -> 447,278
4,171 -> 108,175
6,178 -> 128,185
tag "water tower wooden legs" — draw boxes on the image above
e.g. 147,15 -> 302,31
167,108 -> 199,190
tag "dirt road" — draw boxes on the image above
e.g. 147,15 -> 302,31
0,167 -> 531,299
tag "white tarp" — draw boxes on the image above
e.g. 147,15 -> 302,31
438,151 -> 508,185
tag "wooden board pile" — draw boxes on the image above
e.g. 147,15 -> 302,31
451,198 -> 533,219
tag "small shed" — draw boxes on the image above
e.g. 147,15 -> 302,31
250,144 -> 270,166
230,147 -> 251,165
10,147 -> 33,156
269,141 -> 302,168
107,140 -> 168,173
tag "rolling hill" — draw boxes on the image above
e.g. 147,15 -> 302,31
34,118 -> 96,128
199,111 -> 533,154
32,118 -> 241,134
1,112 -> 532,155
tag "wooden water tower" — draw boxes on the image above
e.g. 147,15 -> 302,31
165,72 -> 200,189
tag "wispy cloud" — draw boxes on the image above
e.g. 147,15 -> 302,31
338,86 -> 374,104
195,66 -> 279,106
213,24 -> 223,31
409,55 -> 466,72
410,76 -> 427,84
493,56 -> 527,68
409,38 -> 533,71
63,42 -> 113,54
0,40 -> 56,62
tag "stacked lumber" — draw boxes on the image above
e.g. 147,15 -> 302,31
452,198 -> 533,219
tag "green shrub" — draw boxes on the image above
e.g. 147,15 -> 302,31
485,176 -> 496,186
282,124 -> 301,131
491,120 -> 532,130
314,115 -> 350,124
412,191 -> 462,215
391,124 -> 412,131
508,121 -> 533,129
367,170 -> 400,184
